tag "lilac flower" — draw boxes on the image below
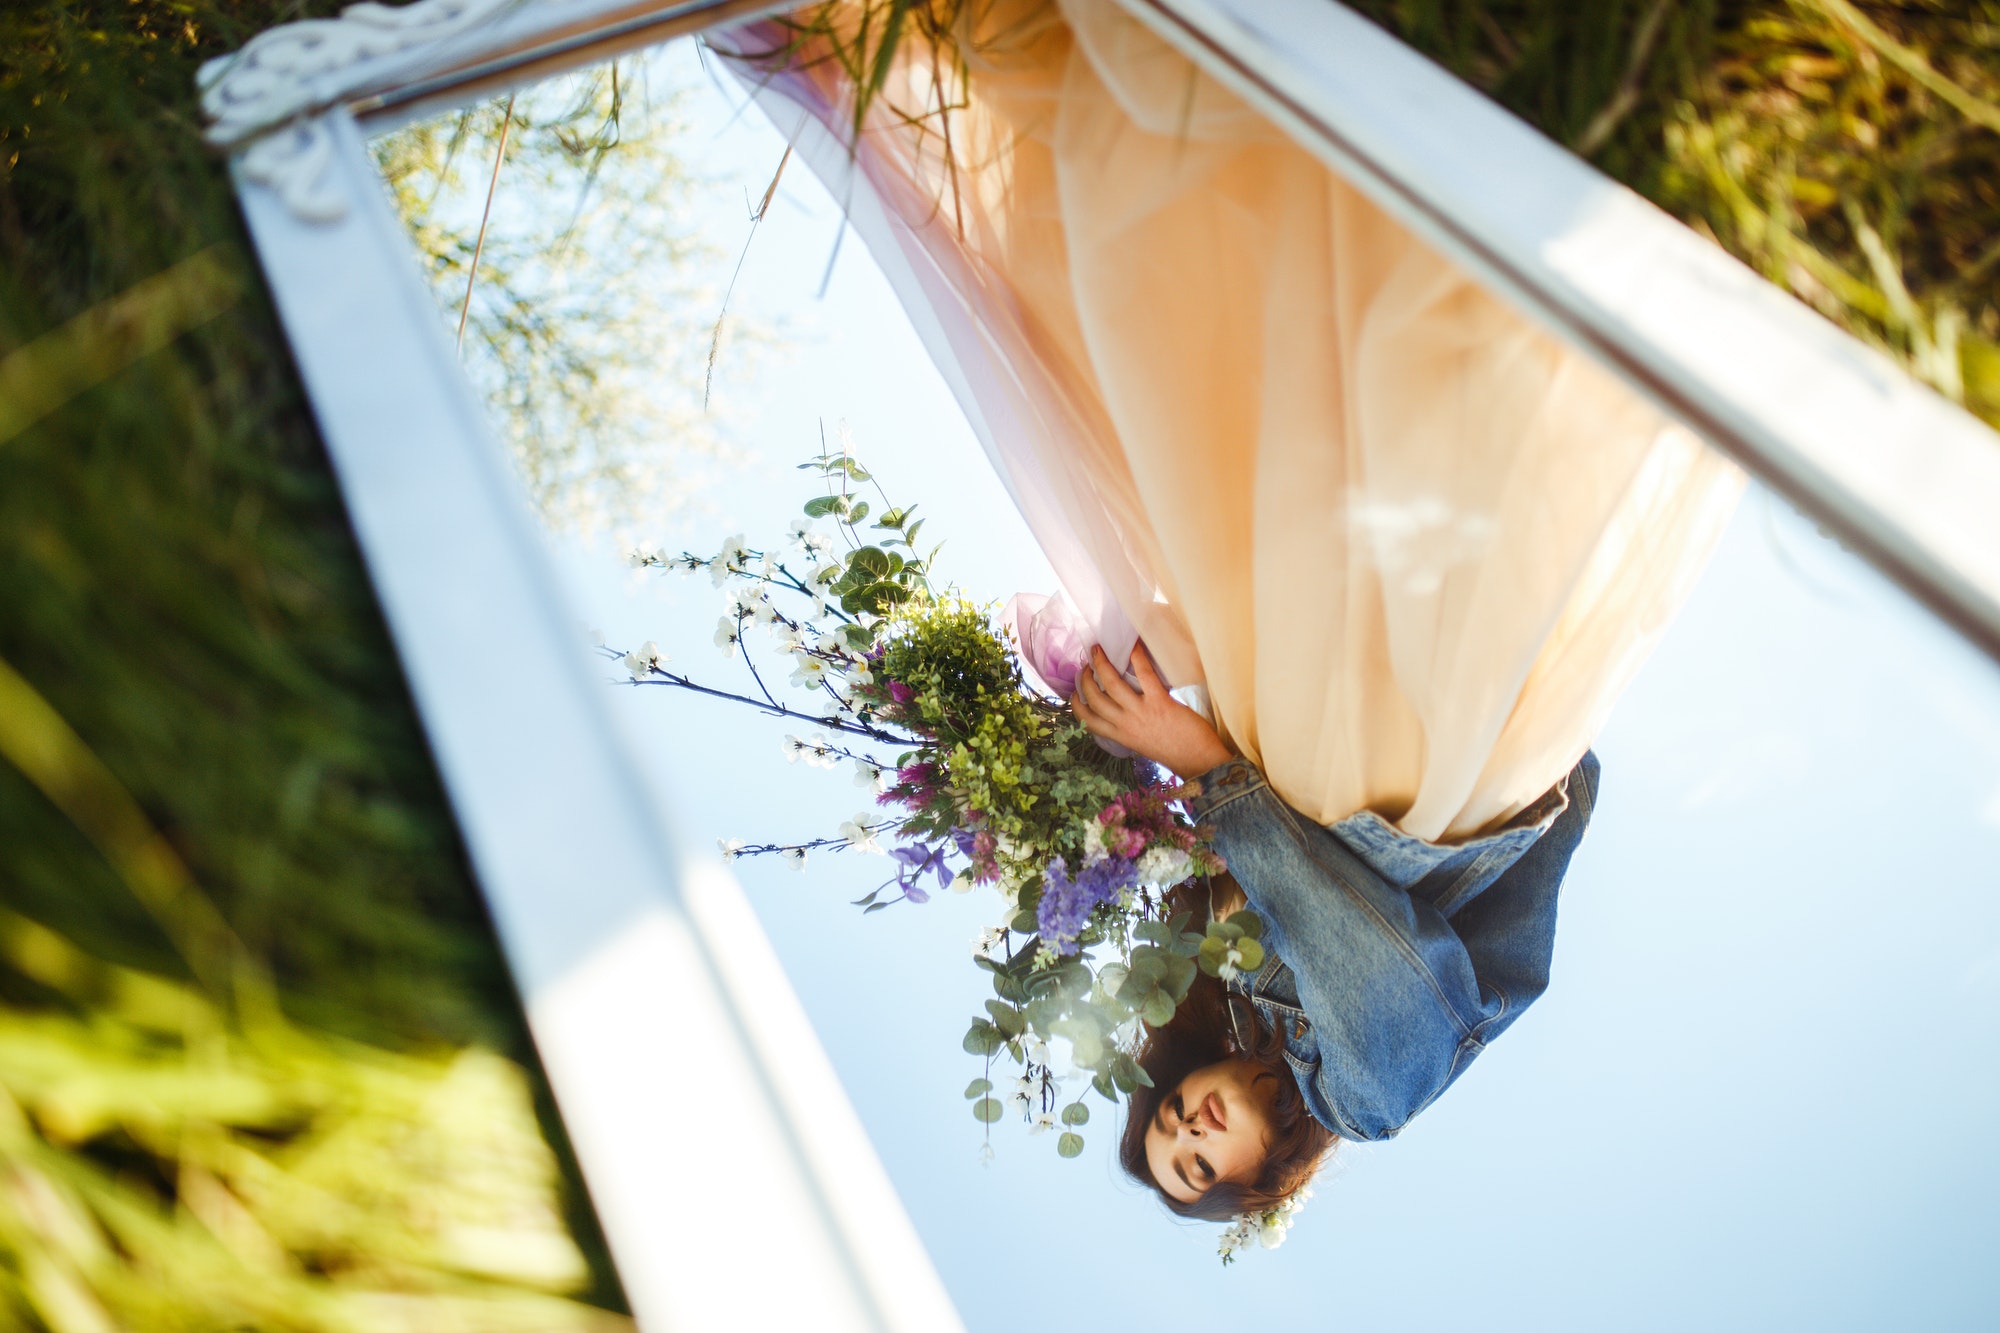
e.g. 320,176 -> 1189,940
887,680 -> 914,705
887,840 -> 956,903
1037,855 -> 1140,954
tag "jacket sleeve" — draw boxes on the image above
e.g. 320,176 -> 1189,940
1440,751 -> 1597,1030
1189,760 -> 1527,1141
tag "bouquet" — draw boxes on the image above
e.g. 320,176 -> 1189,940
607,441 -> 1265,1166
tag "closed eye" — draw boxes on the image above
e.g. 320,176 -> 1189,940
1196,1156 -> 1215,1183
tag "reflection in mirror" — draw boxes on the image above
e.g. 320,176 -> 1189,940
368,9 -> 2000,1325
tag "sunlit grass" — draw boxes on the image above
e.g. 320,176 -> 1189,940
0,0 -> 628,1325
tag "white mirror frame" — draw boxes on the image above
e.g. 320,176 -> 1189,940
199,1 -> 2000,1328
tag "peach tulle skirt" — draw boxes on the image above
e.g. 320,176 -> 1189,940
720,0 -> 1741,840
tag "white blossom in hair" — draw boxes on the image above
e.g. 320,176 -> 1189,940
1218,1186 -> 1312,1266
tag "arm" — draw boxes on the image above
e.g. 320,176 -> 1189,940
1186,760 -> 1498,1141
1074,644 -> 1578,1139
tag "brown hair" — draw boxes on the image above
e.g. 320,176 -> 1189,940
1116,876 -> 1336,1221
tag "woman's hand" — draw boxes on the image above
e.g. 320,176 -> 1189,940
1071,644 -> 1234,778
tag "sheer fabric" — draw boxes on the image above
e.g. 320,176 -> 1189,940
717,0 -> 1742,840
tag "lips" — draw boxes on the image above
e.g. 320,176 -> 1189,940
1201,1091 -> 1227,1134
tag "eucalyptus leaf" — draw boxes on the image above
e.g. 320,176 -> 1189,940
973,1097 -> 1003,1124
985,999 -> 1026,1037
1057,1132 -> 1084,1159
1234,938 -> 1265,972
1113,1052 -> 1153,1090
1092,1071 -> 1117,1102
1139,989 -> 1175,1028
1062,1102 -> 1090,1126
1225,909 -> 1264,941
803,495 -> 843,518
1052,1016 -> 1104,1067
847,501 -> 870,524
964,1078 -> 993,1099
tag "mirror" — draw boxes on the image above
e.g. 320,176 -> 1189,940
360,8 -> 2000,1323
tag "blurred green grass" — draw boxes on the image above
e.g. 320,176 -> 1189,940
1342,0 -> 2000,426
0,0 -> 628,1325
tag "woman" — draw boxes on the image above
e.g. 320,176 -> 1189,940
722,0 -> 1733,1221
1076,644 -> 1596,1212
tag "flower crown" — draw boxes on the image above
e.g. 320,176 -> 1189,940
1218,1187 -> 1312,1264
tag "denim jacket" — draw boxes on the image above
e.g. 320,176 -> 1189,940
1187,752 -> 1599,1142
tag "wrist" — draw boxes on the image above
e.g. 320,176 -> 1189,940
1163,735 -> 1233,779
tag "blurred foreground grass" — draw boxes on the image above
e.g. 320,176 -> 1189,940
0,0 -> 628,1326
1344,0 -> 2000,428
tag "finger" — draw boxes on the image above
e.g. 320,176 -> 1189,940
1090,645 -> 1142,708
1077,657 -> 1124,720
1071,681 -> 1120,740
1128,641 -> 1167,694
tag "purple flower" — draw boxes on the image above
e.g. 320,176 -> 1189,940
1037,855 -> 1139,954
888,841 -> 954,903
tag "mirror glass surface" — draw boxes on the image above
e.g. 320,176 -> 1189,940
367,28 -> 2000,1329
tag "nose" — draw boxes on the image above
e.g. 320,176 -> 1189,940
1176,1107 -> 1205,1141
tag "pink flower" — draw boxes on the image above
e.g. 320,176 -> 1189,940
887,680 -> 914,705
969,829 -> 1000,883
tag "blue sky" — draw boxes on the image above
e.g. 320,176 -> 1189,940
434,37 -> 2000,1330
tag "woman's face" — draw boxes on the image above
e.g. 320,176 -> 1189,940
1143,1056 -> 1279,1204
